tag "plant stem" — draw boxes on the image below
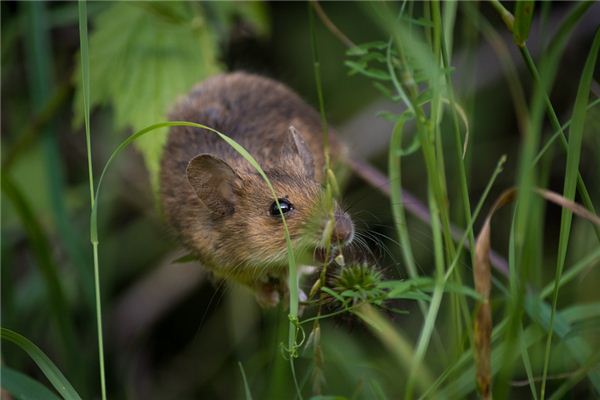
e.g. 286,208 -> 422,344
78,1 -> 107,399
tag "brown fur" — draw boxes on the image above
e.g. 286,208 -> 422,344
160,72 -> 352,306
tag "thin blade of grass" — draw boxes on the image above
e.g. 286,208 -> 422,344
525,295 -> 600,394
518,324 -> 539,400
539,247 -> 600,300
353,303 -> 433,394
431,243 -> 600,398
513,1 -> 535,47
444,155 -> 507,281
24,0 -> 95,321
388,113 -> 418,279
0,175 -> 77,371
475,187 -> 600,396
440,323 -> 544,398
532,98 -> 600,167
540,27 -> 600,399
489,0 -> 514,33
547,350 -> 600,400
519,1 -> 600,242
1,328 -> 82,400
77,2 -> 106,399
1,366 -> 62,400
238,362 -> 253,400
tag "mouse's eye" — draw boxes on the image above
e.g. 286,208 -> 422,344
269,198 -> 294,217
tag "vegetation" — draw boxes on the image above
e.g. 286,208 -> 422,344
2,1 -> 599,399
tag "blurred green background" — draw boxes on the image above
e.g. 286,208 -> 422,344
2,1 -> 600,399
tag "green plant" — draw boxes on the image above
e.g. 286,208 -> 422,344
2,2 -> 599,399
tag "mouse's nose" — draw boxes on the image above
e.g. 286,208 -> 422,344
331,207 -> 354,246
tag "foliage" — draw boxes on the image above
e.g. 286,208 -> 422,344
72,2 -> 268,190
2,1 -> 600,399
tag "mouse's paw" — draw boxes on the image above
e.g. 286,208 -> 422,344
254,275 -> 288,308
254,282 -> 281,308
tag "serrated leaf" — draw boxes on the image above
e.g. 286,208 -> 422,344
73,2 -> 221,191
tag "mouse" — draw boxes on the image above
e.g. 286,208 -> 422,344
160,72 -> 354,307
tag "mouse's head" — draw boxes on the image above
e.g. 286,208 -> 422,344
185,127 -> 354,271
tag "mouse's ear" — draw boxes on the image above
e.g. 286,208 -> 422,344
283,126 -> 314,178
187,154 -> 242,217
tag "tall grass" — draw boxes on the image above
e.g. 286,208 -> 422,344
77,2 -> 106,399
2,1 -> 600,399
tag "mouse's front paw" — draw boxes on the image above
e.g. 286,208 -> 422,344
254,278 -> 283,308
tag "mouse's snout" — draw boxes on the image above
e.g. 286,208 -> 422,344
331,207 -> 354,246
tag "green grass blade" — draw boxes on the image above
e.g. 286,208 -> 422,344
77,2 -> 106,399
22,2 -> 87,385
388,113 -> 418,279
444,156 -> 506,281
495,3 -> 589,393
540,27 -> 600,399
539,247 -> 600,299
438,322 -> 544,398
489,0 -> 514,32
406,193 -> 446,400
78,0 -> 94,207
518,324 -> 539,400
0,175 -> 77,369
513,1 -> 534,47
525,295 -> 600,394
532,98 -> 600,166
431,243 -> 600,397
353,303 -> 433,394
520,2 -> 600,243
559,302 -> 600,325
1,366 -> 62,400
238,362 -> 254,400
1,328 -> 82,400
547,350 -> 600,400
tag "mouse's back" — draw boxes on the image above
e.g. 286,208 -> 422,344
161,72 -> 333,177
159,72 -> 352,307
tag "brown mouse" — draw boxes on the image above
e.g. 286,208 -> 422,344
160,72 -> 354,307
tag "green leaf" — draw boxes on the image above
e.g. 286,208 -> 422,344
381,277 -> 481,301
73,2 -> 221,191
1,366 -> 62,400
321,286 -> 346,304
346,41 -> 388,56
0,175 -> 77,364
344,61 -> 390,81
440,322 -> 545,398
526,295 -> 600,393
541,27 -> 600,395
1,328 -> 82,400
513,1 -> 535,47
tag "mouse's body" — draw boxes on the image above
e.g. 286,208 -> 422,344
160,72 -> 353,306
